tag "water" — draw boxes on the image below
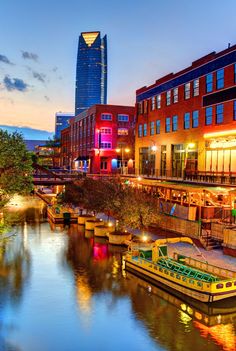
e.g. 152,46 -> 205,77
0,197 -> 235,351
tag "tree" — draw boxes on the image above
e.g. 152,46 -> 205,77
0,130 -> 33,207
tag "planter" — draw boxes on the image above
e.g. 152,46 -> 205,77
94,224 -> 114,237
78,214 -> 95,225
85,219 -> 104,231
108,231 -> 132,246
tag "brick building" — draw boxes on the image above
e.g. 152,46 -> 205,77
61,104 -> 135,174
60,127 -> 70,169
136,44 -> 236,181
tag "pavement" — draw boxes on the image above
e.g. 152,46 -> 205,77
97,212 -> 236,272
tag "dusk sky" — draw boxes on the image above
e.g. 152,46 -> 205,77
1,0 -> 236,133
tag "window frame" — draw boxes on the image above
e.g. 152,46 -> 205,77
165,117 -> 171,133
216,104 -> 224,124
172,115 -> 178,131
184,82 -> 191,99
184,112 -> 190,129
205,106 -> 213,125
101,113 -> 112,121
216,69 -> 224,90
192,110 -> 199,128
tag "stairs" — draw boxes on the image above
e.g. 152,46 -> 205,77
200,232 -> 222,250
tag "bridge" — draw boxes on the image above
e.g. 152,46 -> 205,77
32,163 -> 84,185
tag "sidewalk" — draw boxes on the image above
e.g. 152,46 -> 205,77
97,212 -> 236,271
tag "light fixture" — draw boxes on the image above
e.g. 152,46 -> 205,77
187,143 -> 195,149
151,145 -> 157,152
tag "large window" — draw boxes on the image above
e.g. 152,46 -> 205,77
193,79 -> 199,96
192,110 -> 199,128
100,142 -> 112,149
173,87 -> 178,103
206,73 -> 213,93
184,112 -> 190,129
100,127 -> 112,134
138,124 -> 143,137
184,83 -> 191,99
117,128 -> 128,135
101,113 -> 112,120
234,101 -> 236,120
216,69 -> 224,89
156,94 -> 161,109
165,117 -> 171,133
166,90 -> 171,105
118,114 -> 129,122
150,121 -> 155,135
156,120 -> 160,134
151,96 -> 156,110
143,123 -> 147,136
100,160 -> 107,170
172,115 -> 178,131
216,104 -> 224,124
205,106 -> 213,125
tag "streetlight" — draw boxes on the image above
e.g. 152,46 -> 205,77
116,147 -> 130,174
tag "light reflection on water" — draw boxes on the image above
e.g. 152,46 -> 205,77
0,197 -> 235,351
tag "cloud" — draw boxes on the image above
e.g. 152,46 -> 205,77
44,95 -> 50,101
3,75 -> 29,92
52,66 -> 58,72
0,54 -> 13,65
22,51 -> 38,61
32,71 -> 46,83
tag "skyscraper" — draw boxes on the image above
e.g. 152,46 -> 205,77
75,31 -> 107,116
55,112 -> 74,139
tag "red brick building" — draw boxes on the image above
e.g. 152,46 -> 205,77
60,127 -> 70,168
61,104 -> 135,174
136,44 -> 236,181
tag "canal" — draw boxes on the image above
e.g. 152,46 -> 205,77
0,197 -> 235,351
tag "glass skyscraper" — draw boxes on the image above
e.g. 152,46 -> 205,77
75,31 -> 107,116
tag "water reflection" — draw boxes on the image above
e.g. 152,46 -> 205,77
0,198 -> 235,351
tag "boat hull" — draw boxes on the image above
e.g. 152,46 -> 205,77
125,258 -> 236,303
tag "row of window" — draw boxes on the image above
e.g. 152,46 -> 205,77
138,66 -> 234,114
101,113 -> 129,121
100,127 -> 129,135
138,101 -> 236,136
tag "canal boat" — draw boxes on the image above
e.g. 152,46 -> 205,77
124,237 -> 236,303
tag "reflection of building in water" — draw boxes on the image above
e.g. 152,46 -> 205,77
76,274 -> 92,317
125,272 -> 236,351
194,321 -> 236,351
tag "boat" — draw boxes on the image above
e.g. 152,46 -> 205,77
124,237 -> 236,303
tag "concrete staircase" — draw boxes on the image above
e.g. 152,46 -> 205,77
200,232 -> 222,250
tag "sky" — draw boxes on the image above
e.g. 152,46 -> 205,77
1,0 -> 236,135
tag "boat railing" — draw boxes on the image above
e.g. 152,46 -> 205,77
173,252 -> 236,279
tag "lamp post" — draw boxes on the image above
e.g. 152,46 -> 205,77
116,146 -> 130,174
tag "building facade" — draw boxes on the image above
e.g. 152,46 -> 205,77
55,112 -> 74,140
61,104 -> 135,174
75,32 -> 107,116
60,127 -> 70,169
136,44 -> 236,180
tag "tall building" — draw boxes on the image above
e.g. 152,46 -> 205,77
75,31 -> 107,116
135,44 -> 236,183
55,112 -> 74,139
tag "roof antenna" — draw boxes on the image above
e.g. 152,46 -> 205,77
228,43 -> 231,48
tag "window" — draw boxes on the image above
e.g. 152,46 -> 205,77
184,112 -> 190,129
166,90 -> 171,105
143,123 -> 147,136
151,96 -> 156,110
144,100 -> 148,113
117,128 -> 128,135
234,101 -> 236,120
205,106 -> 213,125
138,124 -> 143,137
100,160 -> 107,170
165,117 -> 171,133
193,79 -> 199,96
216,104 -> 224,124
184,82 -> 190,99
138,102 -> 143,115
100,128 -> 112,134
156,120 -> 160,134
100,142 -> 112,149
216,69 -> 224,89
172,115 -> 178,131
101,113 -> 112,120
206,73 -> 213,93
192,110 -> 199,128
156,94 -> 161,109
117,114 -> 129,122
150,121 -> 155,135
173,87 -> 178,103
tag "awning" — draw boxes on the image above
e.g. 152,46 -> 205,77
74,156 -> 89,161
